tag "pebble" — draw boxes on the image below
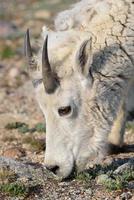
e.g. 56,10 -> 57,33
8,67 -> 20,79
114,161 -> 134,174
96,174 -> 110,184
85,188 -> 92,195
120,191 -> 133,200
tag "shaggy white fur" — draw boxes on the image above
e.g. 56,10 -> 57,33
28,0 -> 134,178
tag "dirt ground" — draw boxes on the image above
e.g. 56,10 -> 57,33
0,0 -> 134,199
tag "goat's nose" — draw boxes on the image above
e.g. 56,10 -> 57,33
45,165 -> 59,175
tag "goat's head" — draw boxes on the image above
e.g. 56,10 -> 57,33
24,30 -> 102,179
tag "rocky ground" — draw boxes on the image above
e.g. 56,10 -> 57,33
0,0 -> 134,199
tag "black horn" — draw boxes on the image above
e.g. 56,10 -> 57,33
24,29 -> 33,58
24,29 -> 37,71
42,35 -> 59,94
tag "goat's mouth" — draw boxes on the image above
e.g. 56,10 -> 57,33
61,163 -> 77,181
44,161 -> 77,180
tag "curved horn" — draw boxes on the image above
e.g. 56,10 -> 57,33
24,29 -> 33,58
24,29 -> 37,70
42,36 -> 58,94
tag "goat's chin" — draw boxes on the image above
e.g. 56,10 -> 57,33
57,166 -> 74,180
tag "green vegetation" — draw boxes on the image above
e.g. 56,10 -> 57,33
76,164 -> 116,181
0,46 -> 15,59
5,122 -> 46,133
34,123 -> 46,132
5,122 -> 27,129
121,168 -> 134,182
18,125 -> 29,133
0,168 -> 27,197
5,122 -> 46,152
103,177 -> 124,191
76,171 -> 93,182
23,135 -> 45,151
5,122 -> 29,133
75,164 -> 134,191
0,182 -> 28,197
0,168 -> 16,184
103,169 -> 134,191
126,122 -> 134,131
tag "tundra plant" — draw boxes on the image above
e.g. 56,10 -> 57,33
25,0 -> 134,178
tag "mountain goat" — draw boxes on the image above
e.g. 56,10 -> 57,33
25,0 -> 134,179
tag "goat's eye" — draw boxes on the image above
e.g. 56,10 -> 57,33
58,106 -> 72,116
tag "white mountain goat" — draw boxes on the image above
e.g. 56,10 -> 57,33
24,0 -> 134,178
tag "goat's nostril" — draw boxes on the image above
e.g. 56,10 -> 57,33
46,165 -> 59,174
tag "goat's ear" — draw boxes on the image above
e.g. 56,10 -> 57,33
75,38 -> 93,77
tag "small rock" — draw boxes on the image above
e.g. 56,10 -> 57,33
114,161 -> 134,174
85,188 -> 92,195
58,182 -> 70,186
2,147 -> 25,159
8,67 -> 20,79
18,176 -> 29,184
120,191 -> 133,200
96,174 -> 110,184
127,181 -> 134,190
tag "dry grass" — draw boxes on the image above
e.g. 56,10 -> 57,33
23,135 -> 45,152
0,167 -> 16,184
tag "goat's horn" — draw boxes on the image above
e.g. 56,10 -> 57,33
42,35 -> 58,94
24,29 -> 37,70
24,29 -> 33,59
